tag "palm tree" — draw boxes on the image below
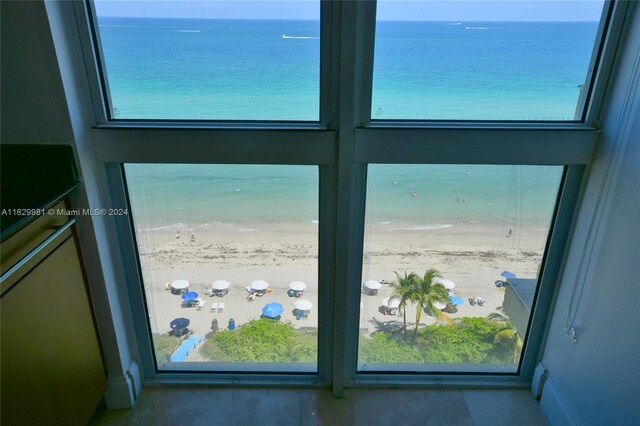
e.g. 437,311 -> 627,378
391,271 -> 420,338
412,268 -> 452,342
487,308 -> 523,364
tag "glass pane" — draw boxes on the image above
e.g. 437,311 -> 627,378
94,1 -> 320,120
358,164 -> 563,373
372,0 -> 606,120
125,164 -> 319,372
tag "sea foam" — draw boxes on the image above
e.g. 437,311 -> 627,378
390,224 -> 453,231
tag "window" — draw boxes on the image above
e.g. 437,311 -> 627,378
359,164 -> 562,372
93,0 -> 321,120
125,164 -> 319,372
68,0 -> 621,387
371,0 -> 606,120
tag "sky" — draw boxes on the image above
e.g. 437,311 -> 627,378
94,0 -> 606,22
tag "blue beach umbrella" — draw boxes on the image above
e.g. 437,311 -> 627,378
501,271 -> 516,279
262,302 -> 284,318
170,317 -> 190,330
182,291 -> 198,301
450,296 -> 464,306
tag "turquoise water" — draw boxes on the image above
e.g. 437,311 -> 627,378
98,18 -> 320,120
125,164 -> 320,229
372,21 -> 599,120
97,18 -> 600,121
125,164 -> 562,230
97,18 -> 589,229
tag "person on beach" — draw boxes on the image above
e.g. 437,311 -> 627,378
176,229 -> 180,239
191,232 -> 196,243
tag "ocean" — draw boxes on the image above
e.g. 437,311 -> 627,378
98,17 -> 596,231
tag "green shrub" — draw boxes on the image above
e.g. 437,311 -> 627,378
153,334 -> 180,362
417,318 -> 498,363
361,317 -> 519,365
199,317 -> 518,365
200,319 -> 317,363
359,333 -> 423,363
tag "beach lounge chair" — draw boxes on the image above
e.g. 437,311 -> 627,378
197,300 -> 206,311
210,302 -> 219,313
218,302 -> 225,313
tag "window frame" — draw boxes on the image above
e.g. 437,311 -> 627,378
363,0 -> 618,125
63,0 -> 630,393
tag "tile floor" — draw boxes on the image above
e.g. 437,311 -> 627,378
90,387 -> 547,425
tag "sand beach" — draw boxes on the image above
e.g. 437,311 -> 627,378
137,221 -> 547,361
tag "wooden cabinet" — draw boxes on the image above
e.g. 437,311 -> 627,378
1,217 -> 106,425
1,145 -> 105,425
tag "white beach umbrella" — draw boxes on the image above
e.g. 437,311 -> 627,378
251,280 -> 269,291
364,280 -> 382,290
212,280 -> 230,290
434,301 -> 447,310
171,279 -> 190,290
289,281 -> 307,291
386,298 -> 400,309
295,299 -> 313,311
438,279 -> 456,290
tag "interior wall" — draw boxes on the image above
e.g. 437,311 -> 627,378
0,1 -> 74,144
1,0 -> 141,408
538,3 -> 640,424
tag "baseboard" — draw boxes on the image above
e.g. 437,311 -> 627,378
104,360 -> 142,409
539,374 -> 581,426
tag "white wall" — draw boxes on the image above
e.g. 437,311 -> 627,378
538,4 -> 640,424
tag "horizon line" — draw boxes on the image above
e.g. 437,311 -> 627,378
97,16 -> 602,23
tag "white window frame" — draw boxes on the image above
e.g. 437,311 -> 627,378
49,0 -> 630,395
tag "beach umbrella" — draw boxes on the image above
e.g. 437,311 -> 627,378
171,279 -> 190,290
295,299 -> 313,311
364,280 -> 382,290
212,280 -> 230,290
181,291 -> 198,301
262,302 -> 284,318
251,280 -> 269,291
289,281 -> 307,291
169,317 -> 190,330
449,296 -> 464,306
501,271 -> 516,279
433,301 -> 447,310
382,297 -> 400,308
438,279 -> 456,290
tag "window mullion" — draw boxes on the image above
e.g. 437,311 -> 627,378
331,0 -> 376,396
585,0 -> 631,125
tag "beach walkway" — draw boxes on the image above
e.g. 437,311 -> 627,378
170,335 -> 205,362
